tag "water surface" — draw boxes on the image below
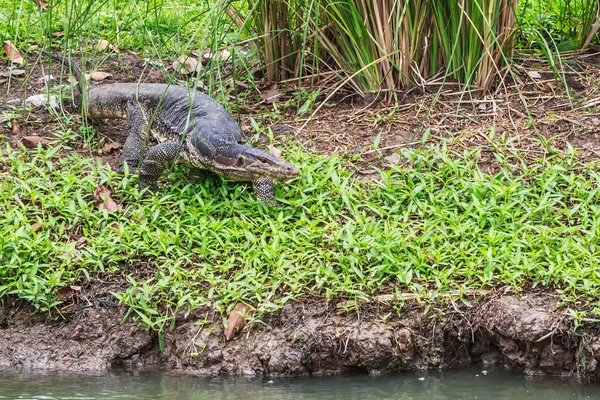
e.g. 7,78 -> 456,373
0,368 -> 598,399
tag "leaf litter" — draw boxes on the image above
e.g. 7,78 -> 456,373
224,303 -> 251,340
3,41 -> 24,65
92,185 -> 120,213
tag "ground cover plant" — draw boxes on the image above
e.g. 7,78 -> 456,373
0,0 -> 216,55
2,142 -> 600,332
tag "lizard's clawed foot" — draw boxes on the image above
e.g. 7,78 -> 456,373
117,160 -> 139,174
263,199 -> 285,207
138,174 -> 160,196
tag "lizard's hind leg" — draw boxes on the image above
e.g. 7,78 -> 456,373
118,104 -> 150,174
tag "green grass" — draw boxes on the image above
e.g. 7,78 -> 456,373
517,0 -> 599,50
2,141 -> 600,331
1,0 -> 212,54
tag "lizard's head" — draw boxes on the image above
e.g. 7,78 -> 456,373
234,147 -> 299,180
213,145 -> 299,181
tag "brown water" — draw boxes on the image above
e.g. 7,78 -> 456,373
0,368 -> 598,399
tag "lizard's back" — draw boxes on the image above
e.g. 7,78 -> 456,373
87,83 -> 247,143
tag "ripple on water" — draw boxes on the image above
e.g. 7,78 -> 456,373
0,368 -> 598,400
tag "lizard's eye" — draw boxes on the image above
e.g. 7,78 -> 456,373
236,157 -> 245,167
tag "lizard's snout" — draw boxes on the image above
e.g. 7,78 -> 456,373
242,147 -> 299,179
277,161 -> 299,179
287,165 -> 299,175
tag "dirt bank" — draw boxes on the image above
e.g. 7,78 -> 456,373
1,293 -> 599,381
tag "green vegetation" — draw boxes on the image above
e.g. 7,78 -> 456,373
0,0 -> 215,54
230,0 -> 598,93
517,0 -> 599,50
2,142 -> 600,331
228,0 -> 516,94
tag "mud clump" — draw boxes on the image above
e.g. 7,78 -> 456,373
0,307 -> 153,371
472,294 -> 577,375
1,294 -> 599,381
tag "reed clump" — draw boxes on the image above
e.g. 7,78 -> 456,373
234,0 -> 599,95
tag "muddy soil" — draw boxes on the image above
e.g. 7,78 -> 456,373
1,293 -> 600,382
2,52 -> 600,379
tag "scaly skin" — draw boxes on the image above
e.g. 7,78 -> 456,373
45,54 -> 299,204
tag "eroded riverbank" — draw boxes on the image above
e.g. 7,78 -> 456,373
2,293 -> 600,381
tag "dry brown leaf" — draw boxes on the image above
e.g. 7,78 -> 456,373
93,185 -> 120,212
101,141 -> 121,154
32,0 -> 49,10
202,49 -> 231,63
108,44 -> 120,53
103,197 -> 119,213
56,285 -> 82,299
93,185 -> 110,201
3,41 -> 24,65
172,55 -> 201,75
267,144 -> 282,158
224,302 -> 251,340
2,69 -> 26,77
259,84 -> 282,104
90,71 -> 113,81
61,248 -> 81,259
11,119 -> 20,134
22,136 -> 50,148
30,222 -> 42,232
97,39 -> 109,51
51,32 -> 64,38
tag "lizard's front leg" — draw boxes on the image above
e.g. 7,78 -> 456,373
253,177 -> 281,206
138,142 -> 182,191
118,103 -> 150,174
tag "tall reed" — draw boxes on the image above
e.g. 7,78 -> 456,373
238,0 -> 519,94
231,0 -> 309,82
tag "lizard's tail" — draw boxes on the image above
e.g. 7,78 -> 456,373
41,51 -> 85,112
